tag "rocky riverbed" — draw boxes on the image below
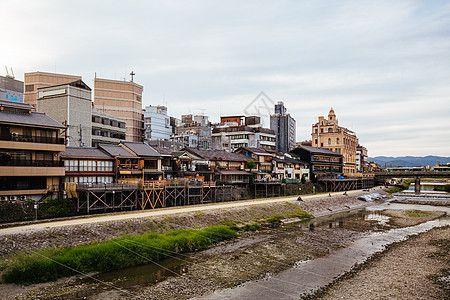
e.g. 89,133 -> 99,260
317,226 -> 450,300
0,189 -> 447,299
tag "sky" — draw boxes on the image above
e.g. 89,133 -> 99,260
2,0 -> 449,157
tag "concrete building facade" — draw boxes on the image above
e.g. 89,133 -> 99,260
270,101 -> 296,153
212,116 -> 276,151
24,71 -> 81,108
175,114 -> 211,149
91,108 -> 126,146
37,80 -> 92,147
356,144 -> 368,172
93,77 -> 143,142
0,75 -> 24,103
143,105 -> 171,141
311,108 -> 358,174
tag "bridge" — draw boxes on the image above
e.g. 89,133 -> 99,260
373,171 -> 450,184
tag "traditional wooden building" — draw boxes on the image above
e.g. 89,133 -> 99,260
185,148 -> 250,185
98,144 -> 141,183
120,142 -> 163,181
0,100 -> 65,200
290,145 -> 343,182
235,147 -> 273,180
61,147 -> 115,184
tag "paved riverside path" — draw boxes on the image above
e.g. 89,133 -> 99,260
0,189 -> 366,235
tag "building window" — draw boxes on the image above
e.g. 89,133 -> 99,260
25,84 -> 34,92
337,138 -> 340,144
315,139 -> 318,145
320,128 -> 323,133
328,138 -> 331,145
320,143 -> 323,147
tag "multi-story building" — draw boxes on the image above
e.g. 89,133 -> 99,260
356,145 -> 368,172
143,105 -> 171,141
0,100 -> 65,200
37,80 -> 92,147
0,75 -> 24,103
24,71 -> 81,108
175,114 -> 211,149
212,116 -> 276,151
93,77 -> 144,142
291,145 -> 343,182
270,101 -> 296,152
311,108 -> 358,174
170,116 -> 181,135
91,108 -> 126,146
61,147 -> 115,184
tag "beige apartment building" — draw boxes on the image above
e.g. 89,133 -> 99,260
24,71 -> 81,108
93,77 -> 143,142
311,108 -> 358,174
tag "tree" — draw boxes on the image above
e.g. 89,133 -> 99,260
246,159 -> 256,173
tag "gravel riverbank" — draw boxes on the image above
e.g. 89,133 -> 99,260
318,226 -> 450,300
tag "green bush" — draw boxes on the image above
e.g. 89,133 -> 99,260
1,225 -> 236,285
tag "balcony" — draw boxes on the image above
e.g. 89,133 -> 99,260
0,134 -> 65,145
0,159 -> 64,167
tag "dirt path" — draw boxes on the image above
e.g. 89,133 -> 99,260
319,226 -> 450,300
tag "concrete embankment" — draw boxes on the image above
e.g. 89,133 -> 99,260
0,189 -> 382,258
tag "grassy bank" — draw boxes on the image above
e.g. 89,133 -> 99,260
1,225 -> 236,285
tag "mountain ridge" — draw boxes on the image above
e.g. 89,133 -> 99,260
368,155 -> 450,167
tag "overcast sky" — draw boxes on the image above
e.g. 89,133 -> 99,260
2,0 -> 449,157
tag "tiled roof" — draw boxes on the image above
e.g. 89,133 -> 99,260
98,144 -> 136,157
0,106 -> 65,129
151,146 -> 174,156
121,142 -> 161,157
61,147 -> 112,158
186,147 -> 250,162
238,147 -> 273,156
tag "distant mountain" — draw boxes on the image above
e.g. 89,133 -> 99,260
368,155 -> 450,167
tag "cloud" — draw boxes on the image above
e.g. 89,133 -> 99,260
1,0 -> 449,156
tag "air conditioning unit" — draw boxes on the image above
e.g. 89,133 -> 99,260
9,196 -> 17,201
19,195 -> 27,201
240,165 -> 244,170
0,196 -> 7,201
11,132 -> 19,141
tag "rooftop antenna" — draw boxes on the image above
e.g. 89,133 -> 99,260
200,108 -> 206,116
130,71 -> 135,82
10,67 -> 14,78
4,66 -> 14,79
